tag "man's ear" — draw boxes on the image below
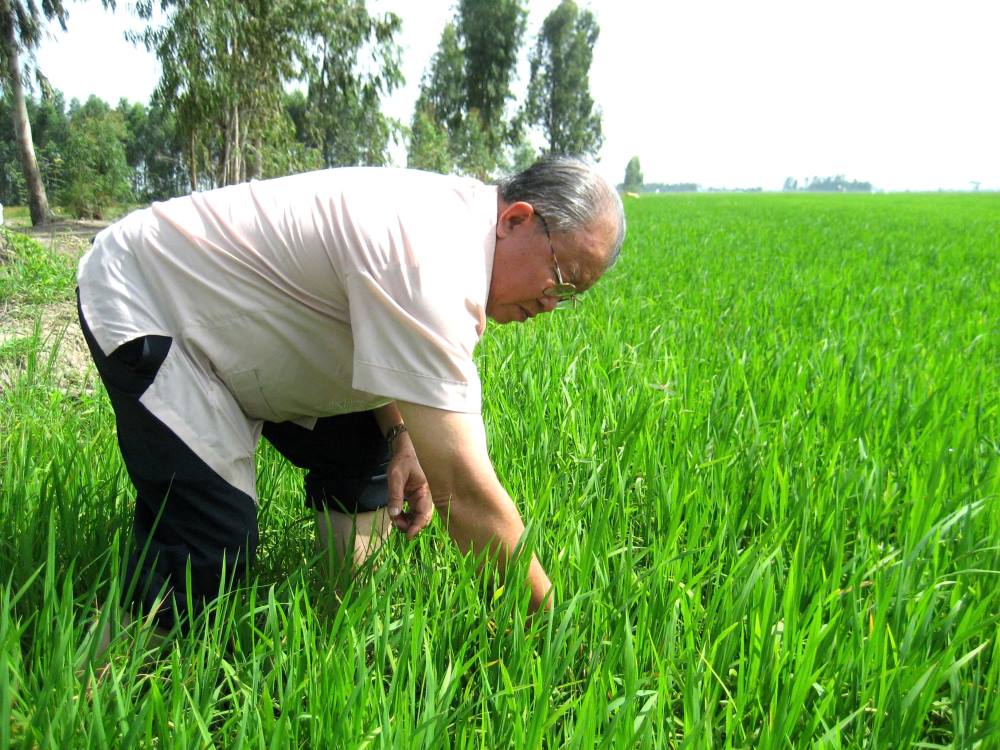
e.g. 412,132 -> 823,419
496,201 -> 535,238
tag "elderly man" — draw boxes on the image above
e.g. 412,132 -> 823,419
78,157 -> 625,633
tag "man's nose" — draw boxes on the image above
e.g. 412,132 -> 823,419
538,296 -> 559,313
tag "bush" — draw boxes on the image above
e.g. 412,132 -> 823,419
59,99 -> 133,220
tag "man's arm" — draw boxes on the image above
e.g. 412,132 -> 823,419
395,401 -> 553,611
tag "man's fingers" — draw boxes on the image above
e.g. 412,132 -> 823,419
404,486 -> 433,539
386,465 -> 405,518
383,484 -> 433,539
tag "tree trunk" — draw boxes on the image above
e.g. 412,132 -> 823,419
2,5 -> 51,226
250,135 -> 262,181
188,131 -> 198,192
231,103 -> 240,184
219,114 -> 231,186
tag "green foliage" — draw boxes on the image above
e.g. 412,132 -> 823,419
255,110 -> 323,177
4,1 -> 399,208
0,0 -> 69,52
409,2 -> 527,178
407,106 -> 454,174
1,87 -> 185,210
524,0 -> 603,157
623,155 -> 643,191
509,140 -> 537,174
457,0 -> 526,142
1,148 -> 27,206
116,99 -> 186,201
449,109 -> 495,180
0,228 -> 76,303
136,0 -> 402,187
0,203 -> 29,223
415,22 -> 465,136
2,194 -> 998,745
58,97 -> 132,219
301,6 -> 402,168
785,175 -> 875,192
137,0 -> 289,187
408,22 -> 463,174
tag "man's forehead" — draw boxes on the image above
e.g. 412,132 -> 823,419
565,214 -> 617,289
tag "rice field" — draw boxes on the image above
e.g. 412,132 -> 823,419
1,192 -> 998,747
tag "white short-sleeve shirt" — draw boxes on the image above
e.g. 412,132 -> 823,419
78,168 -> 497,497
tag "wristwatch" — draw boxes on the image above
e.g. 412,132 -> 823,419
386,422 -> 408,450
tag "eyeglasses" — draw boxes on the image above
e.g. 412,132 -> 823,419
535,212 -> 578,308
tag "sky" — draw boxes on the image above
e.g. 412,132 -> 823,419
32,0 -> 1000,191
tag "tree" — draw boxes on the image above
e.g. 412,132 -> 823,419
408,107 -> 453,174
623,156 -> 642,192
60,96 -> 132,218
117,98 -> 186,201
456,0 -> 526,152
415,23 -> 464,136
136,0 -> 401,190
408,2 -> 527,178
523,0 -> 602,157
798,175 -> 872,193
0,0 -> 69,225
137,0 -> 292,190
408,22 -> 462,174
301,7 -> 402,168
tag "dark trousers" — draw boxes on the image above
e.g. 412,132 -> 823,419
78,294 -> 389,629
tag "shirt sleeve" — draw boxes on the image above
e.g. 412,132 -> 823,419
346,262 -> 483,413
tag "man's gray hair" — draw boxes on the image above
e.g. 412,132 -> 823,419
498,156 -> 626,269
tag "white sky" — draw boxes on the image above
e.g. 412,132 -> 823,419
33,0 -> 1000,191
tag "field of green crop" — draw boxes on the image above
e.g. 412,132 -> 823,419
1,193 -> 998,747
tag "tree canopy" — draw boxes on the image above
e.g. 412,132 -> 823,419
457,0 -> 525,151
134,0 -> 401,190
408,0 -> 527,179
523,0 -> 602,157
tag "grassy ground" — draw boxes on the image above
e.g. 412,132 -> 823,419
1,204 -> 30,226
1,194 -> 997,747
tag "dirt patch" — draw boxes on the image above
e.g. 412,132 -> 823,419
0,298 -> 94,393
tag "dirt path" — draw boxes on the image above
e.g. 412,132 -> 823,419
18,218 -> 108,256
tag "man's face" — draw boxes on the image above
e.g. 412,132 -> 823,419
486,202 -> 614,325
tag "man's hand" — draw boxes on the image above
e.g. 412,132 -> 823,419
395,402 -> 554,611
385,435 -> 432,539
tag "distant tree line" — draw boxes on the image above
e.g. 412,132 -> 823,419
637,182 -> 702,193
619,155 -> 874,195
619,155 -> 757,194
2,0 -> 604,224
783,176 -> 873,193
0,88 -> 336,216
